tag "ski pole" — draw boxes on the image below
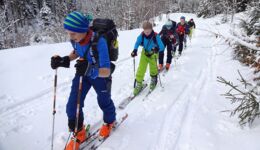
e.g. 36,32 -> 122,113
174,57 -> 177,69
51,69 -> 58,150
172,46 -> 177,69
64,132 -> 72,150
73,74 -> 83,150
133,57 -> 136,77
154,54 -> 163,88
133,57 -> 136,88
71,58 -> 85,150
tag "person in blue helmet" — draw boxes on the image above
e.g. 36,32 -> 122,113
158,20 -> 179,71
50,11 -> 116,150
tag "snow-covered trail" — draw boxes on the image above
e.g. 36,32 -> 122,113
1,13 -> 260,150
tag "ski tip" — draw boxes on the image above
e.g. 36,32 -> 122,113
124,113 -> 129,118
118,106 -> 124,109
121,113 -> 129,120
98,136 -> 105,141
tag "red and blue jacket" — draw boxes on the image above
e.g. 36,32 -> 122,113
71,30 -> 110,78
176,22 -> 190,35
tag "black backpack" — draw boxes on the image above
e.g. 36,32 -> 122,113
91,18 -> 119,62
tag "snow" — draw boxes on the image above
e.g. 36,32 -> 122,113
1,13 -> 260,150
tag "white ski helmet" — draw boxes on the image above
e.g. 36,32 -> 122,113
165,20 -> 172,29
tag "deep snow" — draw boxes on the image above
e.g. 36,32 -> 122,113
0,13 -> 259,150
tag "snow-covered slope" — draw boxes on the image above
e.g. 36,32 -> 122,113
0,13 -> 259,150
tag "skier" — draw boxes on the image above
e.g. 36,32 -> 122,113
188,18 -> 196,40
50,11 -> 116,150
176,16 -> 190,56
158,20 -> 179,71
131,21 -> 164,95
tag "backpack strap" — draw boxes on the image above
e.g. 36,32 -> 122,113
140,32 -> 145,46
90,33 -> 99,65
141,32 -> 158,47
153,32 -> 158,46
82,33 -> 99,66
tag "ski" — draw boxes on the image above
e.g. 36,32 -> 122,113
86,113 -> 128,150
79,126 -> 101,150
161,68 -> 169,76
118,83 -> 148,109
142,86 -> 157,101
158,66 -> 165,74
175,54 -> 181,60
79,113 -> 128,150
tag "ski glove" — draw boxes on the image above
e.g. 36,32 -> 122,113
75,59 -> 88,76
174,42 -> 179,47
170,35 -> 175,39
131,49 -> 137,57
51,56 -> 70,69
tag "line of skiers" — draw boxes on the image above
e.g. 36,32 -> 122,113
131,16 -> 196,95
50,11 -> 195,150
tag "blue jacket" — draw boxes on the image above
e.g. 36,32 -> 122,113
134,31 -> 165,52
71,33 -> 110,78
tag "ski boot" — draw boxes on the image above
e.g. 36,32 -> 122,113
166,63 -> 171,70
66,126 -> 87,150
99,121 -> 116,139
158,64 -> 164,72
172,51 -> 176,57
133,81 -> 143,96
150,76 -> 158,91
177,51 -> 182,58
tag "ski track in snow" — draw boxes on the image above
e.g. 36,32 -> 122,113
137,20 -> 215,150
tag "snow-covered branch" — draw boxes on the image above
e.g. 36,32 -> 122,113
1,19 -> 21,33
217,70 -> 260,126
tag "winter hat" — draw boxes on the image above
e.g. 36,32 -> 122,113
180,16 -> 185,20
64,11 -> 89,33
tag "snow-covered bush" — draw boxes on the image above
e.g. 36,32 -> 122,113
232,0 -> 260,82
218,71 -> 260,126
239,1 -> 260,39
197,0 -> 253,18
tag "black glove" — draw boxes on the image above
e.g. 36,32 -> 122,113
51,56 -> 70,69
131,49 -> 137,57
74,59 -> 88,76
152,47 -> 159,53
